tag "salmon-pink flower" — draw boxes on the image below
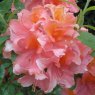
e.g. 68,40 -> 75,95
44,0 -> 79,13
75,72 -> 95,95
21,0 -> 79,13
4,3 -> 92,93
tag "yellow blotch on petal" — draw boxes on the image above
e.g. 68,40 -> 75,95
54,7 -> 65,21
44,21 -> 64,41
31,7 -> 43,23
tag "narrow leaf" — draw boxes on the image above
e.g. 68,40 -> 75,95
84,25 -> 95,31
84,6 -> 95,14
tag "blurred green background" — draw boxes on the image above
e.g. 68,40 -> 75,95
77,0 -> 95,35
0,0 -> 95,95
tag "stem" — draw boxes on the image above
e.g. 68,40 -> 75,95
83,0 -> 91,14
77,0 -> 91,27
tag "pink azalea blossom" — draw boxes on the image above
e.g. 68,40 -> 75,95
75,72 -> 95,95
21,0 -> 79,13
4,4 -> 92,93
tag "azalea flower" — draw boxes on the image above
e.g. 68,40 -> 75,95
21,0 -> 79,13
4,3 -> 92,93
75,72 -> 95,95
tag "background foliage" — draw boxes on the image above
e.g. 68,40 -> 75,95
78,0 -> 95,35
0,0 -> 95,95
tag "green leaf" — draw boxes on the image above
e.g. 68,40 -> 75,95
0,65 -> 5,82
3,62 -> 11,68
83,0 -> 91,14
91,51 -> 95,57
84,6 -> 95,14
78,32 -> 95,50
0,0 -> 13,14
47,86 -> 61,95
8,66 -> 13,75
7,10 -> 18,23
0,13 -> 7,26
8,84 -> 15,95
84,25 -> 95,31
14,0 -> 24,11
2,90 -> 9,95
11,52 -> 17,61
0,13 -> 8,34
77,0 -> 91,27
0,44 -> 4,54
16,92 -> 24,95
0,36 -> 9,45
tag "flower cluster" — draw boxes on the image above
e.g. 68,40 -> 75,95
3,0 -> 94,94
